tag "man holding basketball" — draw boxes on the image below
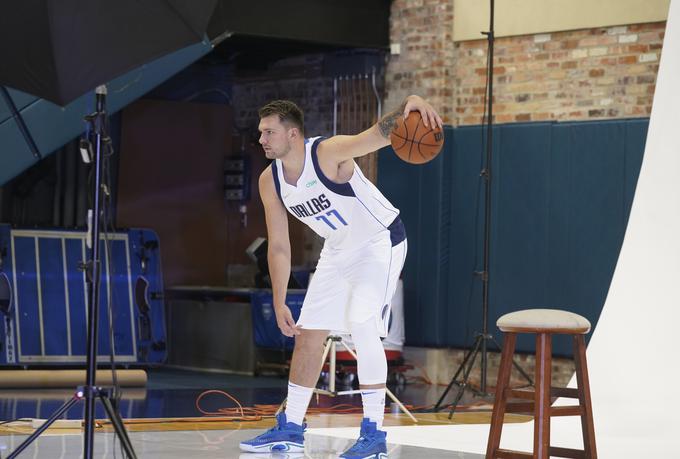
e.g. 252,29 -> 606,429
240,95 -> 442,458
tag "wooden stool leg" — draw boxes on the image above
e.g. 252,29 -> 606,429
485,333 -> 516,458
574,335 -> 597,459
534,333 -> 552,459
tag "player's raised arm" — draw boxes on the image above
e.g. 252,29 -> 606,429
318,95 -> 443,163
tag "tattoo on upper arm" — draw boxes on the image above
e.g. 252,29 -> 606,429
378,109 -> 401,138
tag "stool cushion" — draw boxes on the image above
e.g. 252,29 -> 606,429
497,309 -> 591,334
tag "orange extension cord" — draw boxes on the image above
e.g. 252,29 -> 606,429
194,389 -> 434,422
191,363 -> 449,422
90,365 -> 483,428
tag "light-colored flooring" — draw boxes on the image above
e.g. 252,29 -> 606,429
0,428 -> 486,459
0,411 -> 532,435
0,412 -> 533,458
0,368 -> 535,457
0,430 -> 482,459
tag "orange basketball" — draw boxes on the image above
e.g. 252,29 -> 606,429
390,111 -> 444,164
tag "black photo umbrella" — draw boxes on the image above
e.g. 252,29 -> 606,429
0,0 -> 217,106
0,1 -> 217,458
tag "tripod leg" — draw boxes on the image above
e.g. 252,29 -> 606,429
99,392 -> 137,459
491,335 -> 534,386
510,356 -> 534,386
433,335 -> 481,412
8,396 -> 81,459
384,387 -> 418,423
275,397 -> 287,416
328,339 -> 337,394
448,337 -> 483,418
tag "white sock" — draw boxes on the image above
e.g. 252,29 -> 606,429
361,388 -> 386,430
284,381 -> 314,426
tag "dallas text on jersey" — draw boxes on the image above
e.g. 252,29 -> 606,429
288,193 -> 332,218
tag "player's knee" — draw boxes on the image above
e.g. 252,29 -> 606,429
349,317 -> 387,385
349,320 -> 383,358
294,329 -> 328,353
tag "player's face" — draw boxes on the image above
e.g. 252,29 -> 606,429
258,115 -> 293,160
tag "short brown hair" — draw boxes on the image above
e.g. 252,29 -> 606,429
258,100 -> 304,134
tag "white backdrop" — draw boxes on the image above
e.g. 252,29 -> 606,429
311,1 -> 679,456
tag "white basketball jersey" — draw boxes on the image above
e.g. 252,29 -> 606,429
272,136 -> 405,250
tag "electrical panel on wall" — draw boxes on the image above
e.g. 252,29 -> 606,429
224,156 -> 251,201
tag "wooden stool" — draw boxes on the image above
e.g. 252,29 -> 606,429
486,309 -> 597,459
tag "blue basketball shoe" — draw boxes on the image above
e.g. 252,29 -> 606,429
239,413 -> 305,453
339,418 -> 388,459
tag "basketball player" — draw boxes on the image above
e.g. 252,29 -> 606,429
240,95 -> 443,458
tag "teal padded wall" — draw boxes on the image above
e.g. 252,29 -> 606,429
378,119 -> 648,355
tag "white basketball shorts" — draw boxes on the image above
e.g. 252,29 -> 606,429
296,231 -> 407,337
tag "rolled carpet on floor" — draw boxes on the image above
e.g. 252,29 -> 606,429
0,370 -> 147,388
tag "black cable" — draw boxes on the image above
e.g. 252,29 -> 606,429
102,134 -> 120,394
103,141 -> 125,458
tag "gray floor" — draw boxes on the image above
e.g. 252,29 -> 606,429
0,429 -> 484,458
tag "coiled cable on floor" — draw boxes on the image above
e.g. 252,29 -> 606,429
193,389 -> 426,421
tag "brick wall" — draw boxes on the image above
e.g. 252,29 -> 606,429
385,0 -> 665,126
386,0 -> 456,123
455,23 -> 665,125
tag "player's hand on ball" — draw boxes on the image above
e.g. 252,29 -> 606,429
275,304 -> 301,337
391,106 -> 444,164
403,95 -> 443,130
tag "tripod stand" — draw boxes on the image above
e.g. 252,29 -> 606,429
8,86 -> 137,459
433,0 -> 533,417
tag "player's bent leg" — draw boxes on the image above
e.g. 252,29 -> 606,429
289,328 -> 330,387
350,317 -> 388,426
241,329 -> 328,453
285,328 -> 328,427
340,318 -> 389,459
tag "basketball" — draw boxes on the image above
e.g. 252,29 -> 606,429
390,111 -> 444,164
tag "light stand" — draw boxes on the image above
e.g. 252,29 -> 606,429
433,0 -> 533,417
8,86 -> 137,459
